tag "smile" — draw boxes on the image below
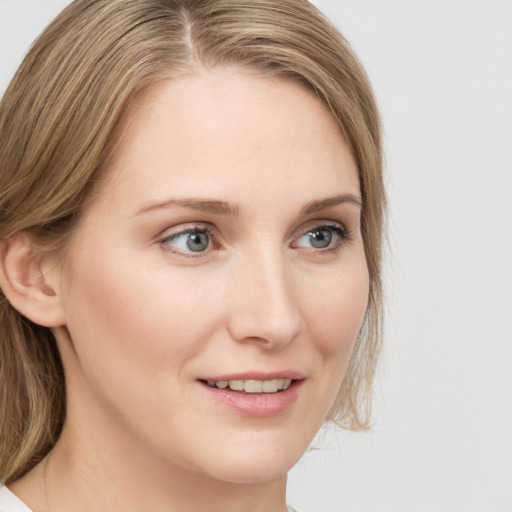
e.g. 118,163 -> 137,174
205,378 -> 293,393
200,377 -> 304,417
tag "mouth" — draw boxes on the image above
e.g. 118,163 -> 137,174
198,374 -> 304,417
201,378 -> 293,393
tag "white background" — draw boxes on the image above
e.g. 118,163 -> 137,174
1,1 -> 511,511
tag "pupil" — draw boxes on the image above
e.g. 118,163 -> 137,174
310,229 -> 332,249
187,232 -> 209,252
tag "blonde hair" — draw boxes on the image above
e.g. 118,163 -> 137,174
0,0 -> 385,482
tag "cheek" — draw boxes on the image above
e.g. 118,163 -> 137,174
62,248 -> 227,378
301,260 -> 370,362
58,250 -> 228,451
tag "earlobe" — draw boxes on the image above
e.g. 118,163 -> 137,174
0,233 -> 66,327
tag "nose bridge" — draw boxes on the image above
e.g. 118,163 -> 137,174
228,243 -> 301,347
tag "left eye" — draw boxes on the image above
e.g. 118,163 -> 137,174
163,229 -> 211,253
294,225 -> 346,250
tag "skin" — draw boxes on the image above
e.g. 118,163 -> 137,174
10,68 -> 369,512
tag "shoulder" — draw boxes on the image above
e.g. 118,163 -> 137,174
0,486 -> 33,512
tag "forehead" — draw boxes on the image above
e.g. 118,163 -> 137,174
93,68 -> 360,215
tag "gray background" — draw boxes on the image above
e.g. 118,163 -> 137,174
1,1 -> 511,511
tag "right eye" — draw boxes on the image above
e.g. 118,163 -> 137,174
161,228 -> 211,255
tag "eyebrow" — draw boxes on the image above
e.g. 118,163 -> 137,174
135,193 -> 362,217
135,198 -> 239,216
300,194 -> 363,214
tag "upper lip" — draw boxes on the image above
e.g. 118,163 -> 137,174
200,371 -> 305,382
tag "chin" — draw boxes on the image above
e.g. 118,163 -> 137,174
194,432 -> 310,485
206,457 -> 296,485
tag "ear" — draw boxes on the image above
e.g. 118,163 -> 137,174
0,233 -> 66,327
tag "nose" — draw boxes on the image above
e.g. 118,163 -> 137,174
226,249 -> 302,349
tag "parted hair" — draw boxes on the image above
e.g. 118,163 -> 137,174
0,0 -> 385,483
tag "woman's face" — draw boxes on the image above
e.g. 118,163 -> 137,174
54,68 -> 369,483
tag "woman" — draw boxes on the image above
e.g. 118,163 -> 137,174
0,1 -> 385,511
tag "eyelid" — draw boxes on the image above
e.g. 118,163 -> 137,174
157,221 -> 214,240
291,220 -> 353,251
158,223 -> 218,257
292,219 -> 348,239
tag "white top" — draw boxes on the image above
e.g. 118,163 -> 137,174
0,487 -> 31,512
0,485 -> 302,512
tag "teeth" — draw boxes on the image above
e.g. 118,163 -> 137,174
262,380 -> 279,393
279,379 -> 291,390
244,380 -> 262,393
210,378 -> 293,393
228,379 -> 244,391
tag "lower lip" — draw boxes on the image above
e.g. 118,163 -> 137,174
200,380 -> 303,417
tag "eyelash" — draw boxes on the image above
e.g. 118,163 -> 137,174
292,223 -> 352,254
159,224 -> 215,258
158,222 -> 352,258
